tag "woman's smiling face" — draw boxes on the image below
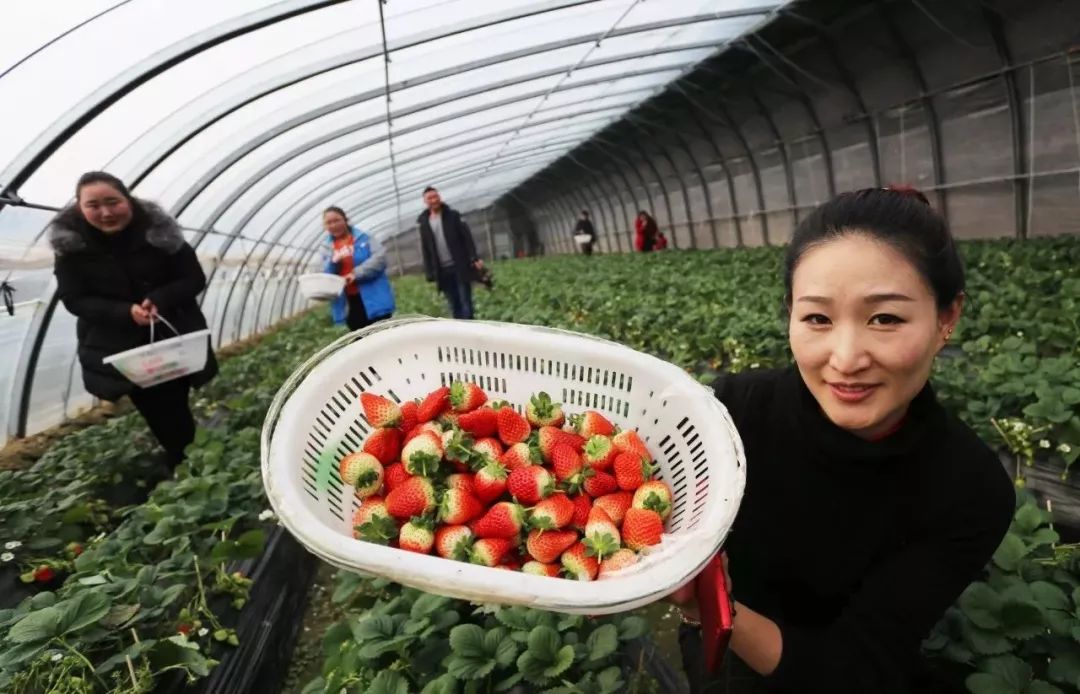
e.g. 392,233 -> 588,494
788,233 -> 960,439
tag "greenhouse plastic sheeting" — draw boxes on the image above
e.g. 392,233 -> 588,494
1,0 -> 783,446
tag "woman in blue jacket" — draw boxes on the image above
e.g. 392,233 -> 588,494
321,206 -> 395,330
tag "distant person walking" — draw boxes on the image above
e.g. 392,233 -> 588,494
573,210 -> 596,256
634,210 -> 660,252
49,171 -> 217,467
417,186 -> 484,319
321,206 -> 395,331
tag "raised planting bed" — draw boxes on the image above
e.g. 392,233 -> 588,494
0,312 -> 342,693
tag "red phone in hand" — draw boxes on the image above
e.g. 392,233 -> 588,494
695,552 -> 735,674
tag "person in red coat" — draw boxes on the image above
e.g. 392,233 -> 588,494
634,210 -> 659,252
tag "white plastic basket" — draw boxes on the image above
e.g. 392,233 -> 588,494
102,316 -> 210,389
573,234 -> 592,245
261,316 -> 745,614
298,273 -> 346,301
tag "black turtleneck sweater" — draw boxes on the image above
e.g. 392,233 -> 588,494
715,367 -> 1014,693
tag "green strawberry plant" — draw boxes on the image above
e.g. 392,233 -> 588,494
923,491 -> 1080,693
302,573 -> 655,694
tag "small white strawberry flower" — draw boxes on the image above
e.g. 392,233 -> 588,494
4,541 -> 21,550
258,509 -> 276,522
1039,439 -> 1051,449
1058,444 -> 1072,454
1,552 -> 14,562
198,627 -> 209,637
51,653 -> 63,662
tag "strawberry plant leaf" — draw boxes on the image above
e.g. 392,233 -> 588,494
586,624 -> 618,661
597,666 -> 624,693
1012,502 -> 1046,534
494,637 -> 518,668
1030,582 -> 1069,612
616,615 -> 649,641
1046,651 -> 1080,688
493,673 -> 523,692
8,606 -> 62,644
545,645 -> 576,679
1000,601 -> 1046,640
965,673 -> 1022,694
1024,681 -> 1064,694
993,534 -> 1029,572
449,624 -> 486,659
984,655 -> 1034,689
961,621 -> 1012,656
420,674 -> 458,694
960,583 -> 1002,630
410,592 -> 453,621
527,625 -> 561,662
365,670 -> 409,694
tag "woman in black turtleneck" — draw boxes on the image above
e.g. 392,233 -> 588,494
673,187 -> 1015,693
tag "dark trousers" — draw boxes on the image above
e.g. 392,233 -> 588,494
129,377 -> 195,466
345,292 -> 369,331
582,241 -> 594,256
437,267 -> 474,319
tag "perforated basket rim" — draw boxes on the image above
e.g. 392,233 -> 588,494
261,315 -> 746,613
102,329 -> 211,364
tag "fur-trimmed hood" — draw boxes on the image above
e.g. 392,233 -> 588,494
49,200 -> 185,257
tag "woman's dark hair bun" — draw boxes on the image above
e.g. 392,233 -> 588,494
884,184 -> 930,207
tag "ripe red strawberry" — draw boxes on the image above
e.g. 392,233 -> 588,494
362,427 -> 401,464
501,559 -> 522,572
582,435 -> 617,471
383,462 -> 412,493
435,525 -> 474,561
569,410 -> 616,438
551,443 -> 584,481
538,426 -> 585,462
445,473 -> 475,496
417,386 -> 451,422
450,381 -> 487,413
399,400 -> 419,434
522,561 -> 562,578
599,548 -> 639,577
473,461 -> 508,505
613,429 -> 652,461
338,452 -> 384,498
622,508 -> 664,551
526,392 -> 565,428
473,502 -> 526,539
594,492 -> 633,526
360,392 -> 401,428
561,542 -> 599,581
404,421 -> 442,445
501,441 -> 540,471
473,437 -> 504,469
352,497 -> 398,544
399,518 -> 435,554
583,507 -> 621,560
583,470 -> 618,498
470,538 -> 514,567
525,529 -> 579,563
632,480 -> 673,520
458,407 -> 498,438
439,488 -> 484,525
529,493 -> 576,530
507,465 -> 554,505
570,494 -> 593,531
402,431 -> 444,477
385,476 -> 436,520
32,565 -> 56,583
614,452 -> 653,492
495,405 -> 531,446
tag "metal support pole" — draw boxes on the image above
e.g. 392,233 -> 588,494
982,6 -> 1028,239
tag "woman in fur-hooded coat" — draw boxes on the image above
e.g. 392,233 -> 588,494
49,172 -> 217,460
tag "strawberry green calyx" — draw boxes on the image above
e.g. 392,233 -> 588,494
526,392 -> 565,427
583,532 -> 620,561
357,515 -> 398,545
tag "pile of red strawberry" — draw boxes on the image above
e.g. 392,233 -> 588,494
340,382 -> 673,581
